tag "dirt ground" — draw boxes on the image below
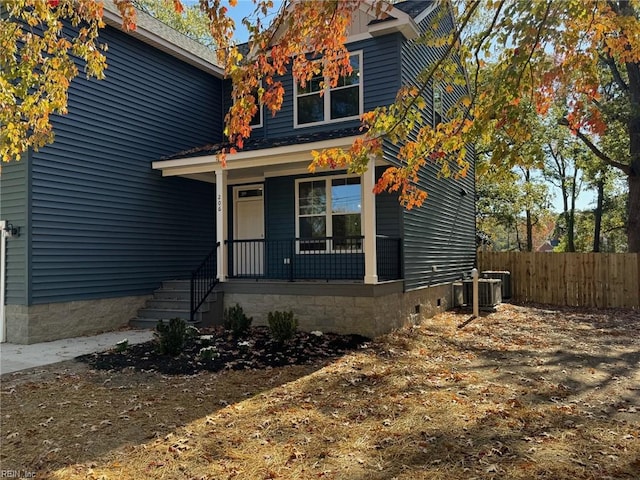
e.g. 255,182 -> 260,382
1,303 -> 639,480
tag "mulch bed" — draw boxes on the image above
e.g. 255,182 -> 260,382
77,326 -> 370,375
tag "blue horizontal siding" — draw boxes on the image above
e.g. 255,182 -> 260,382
0,155 -> 30,304
28,24 -> 221,304
398,4 -> 476,290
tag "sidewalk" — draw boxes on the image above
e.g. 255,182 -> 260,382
0,329 -> 155,375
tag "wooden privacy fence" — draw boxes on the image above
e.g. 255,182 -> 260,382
477,252 -> 640,308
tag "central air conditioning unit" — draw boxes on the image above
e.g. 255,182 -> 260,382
462,278 -> 502,307
481,270 -> 511,299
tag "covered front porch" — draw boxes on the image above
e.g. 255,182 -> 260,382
153,132 -> 405,320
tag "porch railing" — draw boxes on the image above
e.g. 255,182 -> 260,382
226,236 -> 402,281
190,243 -> 219,322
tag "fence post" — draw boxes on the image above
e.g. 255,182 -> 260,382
471,268 -> 479,317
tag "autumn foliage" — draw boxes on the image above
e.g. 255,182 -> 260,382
2,0 -> 640,249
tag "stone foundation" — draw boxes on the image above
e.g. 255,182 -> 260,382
5,295 -> 150,344
223,282 -> 452,339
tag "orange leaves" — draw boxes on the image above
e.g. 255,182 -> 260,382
113,0 -> 137,31
1,0 -> 109,161
172,0 -> 184,15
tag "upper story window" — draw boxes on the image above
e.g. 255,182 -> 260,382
249,87 -> 263,128
294,52 -> 363,128
250,103 -> 262,128
296,175 -> 362,252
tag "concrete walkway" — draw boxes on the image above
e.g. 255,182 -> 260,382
0,329 -> 155,375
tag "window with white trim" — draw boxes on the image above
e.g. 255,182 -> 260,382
249,86 -> 263,128
294,52 -> 362,127
296,175 -> 362,252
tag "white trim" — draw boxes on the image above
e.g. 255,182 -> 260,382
362,158 -> 378,284
414,1 -> 440,24
294,174 -> 363,254
293,51 -> 363,129
215,171 -> 228,282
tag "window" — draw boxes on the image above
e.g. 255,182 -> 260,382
249,87 -> 262,128
296,176 -> 362,252
433,84 -> 443,126
295,52 -> 362,127
250,103 -> 262,128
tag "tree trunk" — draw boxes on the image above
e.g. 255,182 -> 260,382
526,209 -> 533,251
567,170 -> 577,252
625,46 -> 640,252
593,178 -> 604,252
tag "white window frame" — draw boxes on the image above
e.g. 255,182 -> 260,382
293,51 -> 364,128
294,174 -> 363,254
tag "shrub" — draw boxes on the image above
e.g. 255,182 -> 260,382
198,345 -> 219,361
155,317 -> 188,356
114,339 -> 129,353
267,310 -> 298,343
223,303 -> 253,337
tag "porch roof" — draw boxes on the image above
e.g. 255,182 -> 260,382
152,127 -> 369,183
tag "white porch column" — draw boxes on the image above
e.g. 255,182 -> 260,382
215,170 -> 228,282
362,158 -> 378,284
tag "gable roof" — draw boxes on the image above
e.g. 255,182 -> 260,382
101,1 -> 223,76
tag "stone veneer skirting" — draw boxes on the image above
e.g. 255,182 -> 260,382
4,295 -> 151,344
222,281 -> 453,339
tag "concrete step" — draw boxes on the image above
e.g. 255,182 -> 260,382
136,307 -> 192,320
152,289 -> 191,301
145,299 -> 209,312
129,317 -> 201,329
161,279 -> 192,290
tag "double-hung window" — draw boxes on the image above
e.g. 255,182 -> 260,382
296,175 -> 362,252
295,52 -> 363,127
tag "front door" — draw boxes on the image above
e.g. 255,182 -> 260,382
233,185 -> 265,276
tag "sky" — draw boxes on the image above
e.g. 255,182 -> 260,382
183,0 -> 283,43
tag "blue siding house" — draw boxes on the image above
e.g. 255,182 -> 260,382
0,0 -> 475,344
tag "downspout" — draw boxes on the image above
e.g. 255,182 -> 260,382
0,220 -> 6,343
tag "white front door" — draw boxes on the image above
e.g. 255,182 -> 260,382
233,185 -> 265,276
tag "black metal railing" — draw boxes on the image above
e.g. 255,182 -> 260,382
190,243 -> 219,322
226,235 -> 402,281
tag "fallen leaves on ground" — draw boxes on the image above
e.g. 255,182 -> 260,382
1,303 -> 639,480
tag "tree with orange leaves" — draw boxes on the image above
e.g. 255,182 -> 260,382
2,0 -> 639,251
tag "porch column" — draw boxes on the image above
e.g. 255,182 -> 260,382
215,169 -> 228,282
362,158 -> 378,284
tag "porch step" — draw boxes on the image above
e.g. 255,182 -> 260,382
129,279 -> 220,330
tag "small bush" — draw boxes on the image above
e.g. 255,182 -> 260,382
198,345 -> 219,361
114,339 -> 129,353
155,317 -> 188,356
223,303 -> 253,337
267,310 -> 298,343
